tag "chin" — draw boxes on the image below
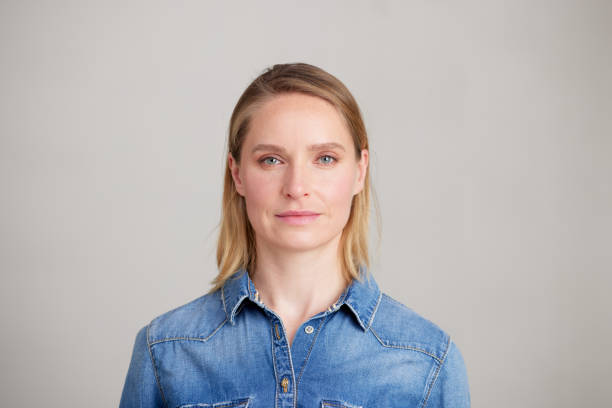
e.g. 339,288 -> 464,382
275,238 -> 322,252
270,231 -> 339,252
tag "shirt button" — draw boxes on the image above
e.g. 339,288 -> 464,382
304,325 -> 314,334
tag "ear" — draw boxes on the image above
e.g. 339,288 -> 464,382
353,149 -> 369,195
228,153 -> 246,196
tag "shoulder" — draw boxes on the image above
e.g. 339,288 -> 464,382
144,289 -> 227,344
370,292 -> 451,362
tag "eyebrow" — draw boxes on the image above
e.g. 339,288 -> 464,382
251,142 -> 346,154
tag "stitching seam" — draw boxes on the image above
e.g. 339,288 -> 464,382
420,336 -> 452,408
146,324 -> 168,408
343,301 -> 366,331
221,285 -> 229,320
365,290 -> 383,329
149,318 -> 228,346
271,324 -> 279,408
296,315 -> 328,385
369,327 -> 443,363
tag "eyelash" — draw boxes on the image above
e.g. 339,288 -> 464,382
259,155 -> 337,167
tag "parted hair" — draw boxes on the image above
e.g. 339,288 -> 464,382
209,62 -> 376,294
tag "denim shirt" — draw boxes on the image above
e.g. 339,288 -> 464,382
120,269 -> 470,407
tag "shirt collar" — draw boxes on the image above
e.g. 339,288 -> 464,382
221,267 -> 382,331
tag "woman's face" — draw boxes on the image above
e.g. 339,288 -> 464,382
229,93 -> 368,254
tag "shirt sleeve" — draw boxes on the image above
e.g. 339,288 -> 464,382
119,325 -> 166,408
424,340 -> 471,408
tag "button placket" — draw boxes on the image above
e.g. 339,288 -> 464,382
269,315 -> 295,408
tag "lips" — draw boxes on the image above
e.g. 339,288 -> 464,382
276,210 -> 320,217
275,210 -> 321,225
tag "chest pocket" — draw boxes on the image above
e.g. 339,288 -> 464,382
179,398 -> 250,408
321,399 -> 362,408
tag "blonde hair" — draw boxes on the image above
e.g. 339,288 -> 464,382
209,62 -> 378,293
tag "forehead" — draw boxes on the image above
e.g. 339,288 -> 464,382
246,93 -> 351,146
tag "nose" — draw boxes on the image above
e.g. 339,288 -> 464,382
281,163 -> 310,199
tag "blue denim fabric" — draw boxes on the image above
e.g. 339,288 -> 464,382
120,268 -> 470,407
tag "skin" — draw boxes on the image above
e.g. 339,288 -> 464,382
228,92 -> 368,346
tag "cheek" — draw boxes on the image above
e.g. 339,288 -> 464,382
242,171 -> 278,212
320,170 -> 357,212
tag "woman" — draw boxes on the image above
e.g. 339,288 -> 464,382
120,63 -> 470,407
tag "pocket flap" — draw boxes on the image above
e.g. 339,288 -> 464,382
179,398 -> 250,408
321,399 -> 362,408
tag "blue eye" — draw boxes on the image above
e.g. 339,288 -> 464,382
260,157 -> 281,166
318,155 -> 336,165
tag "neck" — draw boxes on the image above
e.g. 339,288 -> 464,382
250,236 -> 350,323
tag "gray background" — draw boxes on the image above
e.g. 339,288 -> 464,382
1,1 -> 610,407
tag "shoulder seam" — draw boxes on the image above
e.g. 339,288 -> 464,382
146,323 -> 169,408
147,292 -> 224,345
149,318 -> 228,346
369,326 -> 444,363
420,336 -> 452,408
221,285 -> 228,319
382,293 -> 409,309
366,290 -> 383,329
